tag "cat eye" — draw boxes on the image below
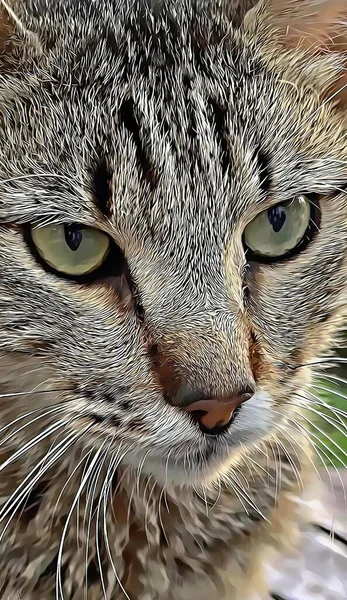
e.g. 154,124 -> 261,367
243,195 -> 320,262
30,223 -> 111,276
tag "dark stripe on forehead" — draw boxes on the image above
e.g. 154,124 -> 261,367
93,156 -> 113,219
209,98 -> 230,176
119,98 -> 157,190
256,149 -> 271,195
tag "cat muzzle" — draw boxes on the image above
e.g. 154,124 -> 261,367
184,391 -> 253,435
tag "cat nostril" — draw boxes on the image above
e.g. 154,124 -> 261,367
184,390 -> 253,436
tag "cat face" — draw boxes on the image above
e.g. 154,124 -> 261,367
0,0 -> 346,485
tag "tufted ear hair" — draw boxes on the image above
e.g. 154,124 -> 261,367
242,0 -> 347,106
263,0 -> 347,52
0,0 -> 43,66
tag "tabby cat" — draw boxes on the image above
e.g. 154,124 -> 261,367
0,0 -> 346,598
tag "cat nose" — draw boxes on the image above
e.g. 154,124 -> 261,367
184,389 -> 253,436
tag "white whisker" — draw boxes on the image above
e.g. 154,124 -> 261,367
56,442 -> 108,600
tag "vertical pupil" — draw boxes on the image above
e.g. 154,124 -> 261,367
267,206 -> 286,234
64,224 -> 83,251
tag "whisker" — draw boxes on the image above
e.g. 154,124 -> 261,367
95,440 -> 115,600
287,417 -> 346,509
273,434 -> 304,492
144,477 -> 158,539
0,404 -> 65,448
0,429 -> 82,544
311,382 -> 347,404
293,392 -> 347,435
296,357 -> 347,369
0,419 -> 66,474
84,446 -> 109,600
242,449 -> 274,483
293,416 -> 347,469
276,422 -> 322,485
102,445 -> 133,600
268,438 -> 281,510
307,392 -> 347,419
0,388 -> 71,400
56,441 -> 108,600
229,471 -> 269,522
126,449 -> 151,528
319,372 -> 347,387
50,447 -> 92,535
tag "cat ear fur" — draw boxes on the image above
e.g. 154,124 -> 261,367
0,0 -> 42,61
264,0 -> 347,52
243,0 -> 347,105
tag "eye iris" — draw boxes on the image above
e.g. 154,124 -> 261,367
267,205 -> 286,233
64,224 -> 83,251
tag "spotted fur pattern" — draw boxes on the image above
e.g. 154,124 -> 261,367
0,1 -> 346,598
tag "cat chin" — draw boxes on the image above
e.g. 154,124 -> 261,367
120,391 -> 281,487
121,441 -> 247,487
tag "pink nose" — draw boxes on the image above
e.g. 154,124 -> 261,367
184,391 -> 253,432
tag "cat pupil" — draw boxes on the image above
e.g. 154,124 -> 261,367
267,206 -> 286,234
64,224 -> 83,252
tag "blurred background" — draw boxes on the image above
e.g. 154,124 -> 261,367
315,342 -> 347,469
266,335 -> 347,600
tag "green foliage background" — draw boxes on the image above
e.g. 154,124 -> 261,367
315,346 -> 347,468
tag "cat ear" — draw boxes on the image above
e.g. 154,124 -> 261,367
243,0 -> 347,105
0,0 -> 43,63
263,0 -> 347,52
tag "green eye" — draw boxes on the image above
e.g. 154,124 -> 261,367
30,223 -> 111,276
243,195 -> 318,260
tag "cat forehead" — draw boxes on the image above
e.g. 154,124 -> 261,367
1,0 -> 346,231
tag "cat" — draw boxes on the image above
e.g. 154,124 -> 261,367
0,0 -> 346,598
